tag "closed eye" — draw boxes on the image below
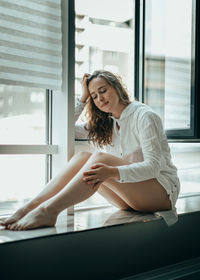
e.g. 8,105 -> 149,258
99,88 -> 106,94
91,87 -> 107,100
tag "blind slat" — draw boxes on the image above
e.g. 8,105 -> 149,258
1,51 -> 61,66
1,0 -> 61,19
0,6 -> 61,27
1,39 -> 60,57
1,33 -> 61,52
0,12 -> 61,33
0,0 -> 62,90
0,57 -> 61,75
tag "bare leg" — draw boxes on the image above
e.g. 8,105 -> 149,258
97,184 -> 132,210
0,152 -> 92,227
7,152 -> 171,230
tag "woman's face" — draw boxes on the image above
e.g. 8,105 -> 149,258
88,77 -> 120,113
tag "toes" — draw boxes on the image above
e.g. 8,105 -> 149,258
20,224 -> 28,231
8,223 -> 18,231
2,218 -> 16,227
17,225 -> 24,231
6,222 -> 26,231
15,224 -> 22,231
7,224 -> 12,230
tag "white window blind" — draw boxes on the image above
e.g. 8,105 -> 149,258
0,0 -> 62,90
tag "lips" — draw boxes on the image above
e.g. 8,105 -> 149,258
101,101 -> 109,108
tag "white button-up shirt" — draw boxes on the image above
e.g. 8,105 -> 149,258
75,98 -> 180,212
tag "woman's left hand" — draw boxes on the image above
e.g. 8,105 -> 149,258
83,163 -> 119,188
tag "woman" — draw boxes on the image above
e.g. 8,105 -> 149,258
0,70 -> 180,231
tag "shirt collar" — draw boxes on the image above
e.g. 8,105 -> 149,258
110,102 -> 138,123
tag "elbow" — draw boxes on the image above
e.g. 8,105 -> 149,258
149,159 -> 161,178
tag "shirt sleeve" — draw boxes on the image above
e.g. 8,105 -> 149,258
75,97 -> 86,122
75,122 -> 89,139
75,97 -> 89,139
117,111 -> 162,183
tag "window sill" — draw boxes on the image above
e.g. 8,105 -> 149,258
1,194 -> 200,245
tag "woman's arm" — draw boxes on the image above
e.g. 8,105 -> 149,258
75,74 -> 90,120
117,112 -> 163,183
75,73 -> 91,138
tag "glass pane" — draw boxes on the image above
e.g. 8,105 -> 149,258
0,155 -> 46,216
170,143 -> 200,195
144,0 -> 192,130
75,0 -> 135,100
0,85 -> 46,144
74,0 -> 135,209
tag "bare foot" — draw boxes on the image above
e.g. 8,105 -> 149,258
0,206 -> 31,228
7,207 -> 57,231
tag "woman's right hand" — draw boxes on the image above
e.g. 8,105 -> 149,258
80,73 -> 91,103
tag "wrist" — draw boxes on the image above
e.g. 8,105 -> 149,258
79,97 -> 86,103
111,167 -> 120,179
79,94 -> 89,103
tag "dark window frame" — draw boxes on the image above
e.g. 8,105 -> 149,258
135,0 -> 200,140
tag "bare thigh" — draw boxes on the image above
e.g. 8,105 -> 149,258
104,178 -> 171,212
98,184 -> 132,210
88,152 -> 171,212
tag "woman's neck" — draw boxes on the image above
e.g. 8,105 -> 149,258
111,103 -> 128,119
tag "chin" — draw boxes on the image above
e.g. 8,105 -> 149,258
100,107 -> 110,113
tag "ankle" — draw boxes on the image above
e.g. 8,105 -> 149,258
42,204 -> 60,217
25,199 -> 41,211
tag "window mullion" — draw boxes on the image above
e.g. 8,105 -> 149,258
45,90 -> 53,183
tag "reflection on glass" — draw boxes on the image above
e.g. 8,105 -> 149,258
0,85 -> 46,144
0,155 -> 45,205
170,143 -> 200,195
75,0 -> 135,100
145,0 -> 192,130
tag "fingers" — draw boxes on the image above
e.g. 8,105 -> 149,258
90,164 -> 103,169
83,73 -> 90,78
83,175 -> 99,184
83,169 -> 98,176
82,73 -> 90,83
85,178 -> 101,185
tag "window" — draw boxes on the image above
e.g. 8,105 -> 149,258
0,86 -> 46,144
0,86 -> 52,210
0,0 -> 62,214
75,0 -> 135,100
0,155 -> 46,214
74,0 -> 135,209
143,0 -> 199,139
170,143 -> 200,196
140,0 -> 200,196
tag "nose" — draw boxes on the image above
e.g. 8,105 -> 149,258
97,94 -> 104,103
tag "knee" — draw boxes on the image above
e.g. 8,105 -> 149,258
90,152 -> 108,163
75,151 -> 92,159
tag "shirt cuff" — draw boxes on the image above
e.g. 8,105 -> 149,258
116,166 -> 127,183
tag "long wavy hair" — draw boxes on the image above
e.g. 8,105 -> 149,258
85,70 -> 131,148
